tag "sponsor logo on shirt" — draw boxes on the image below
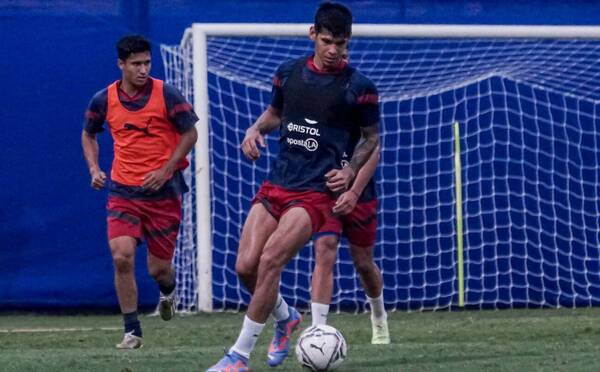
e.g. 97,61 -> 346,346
286,137 -> 319,151
341,151 -> 350,167
287,122 -> 321,136
123,118 -> 154,137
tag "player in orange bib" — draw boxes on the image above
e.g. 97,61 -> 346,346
81,35 -> 198,349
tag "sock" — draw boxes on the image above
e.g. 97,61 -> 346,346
230,315 -> 265,359
123,311 -> 142,337
158,271 -> 176,295
366,293 -> 387,323
271,293 -> 290,322
311,302 -> 329,326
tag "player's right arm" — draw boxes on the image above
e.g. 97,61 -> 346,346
82,131 -> 106,189
241,105 -> 281,161
81,89 -> 108,190
240,60 -> 292,161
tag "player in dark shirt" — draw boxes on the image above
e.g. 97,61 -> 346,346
207,3 -> 379,371
81,35 -> 198,350
311,124 -> 390,345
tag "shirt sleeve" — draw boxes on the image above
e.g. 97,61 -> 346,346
270,59 -> 296,111
163,83 -> 199,133
83,89 -> 108,133
352,73 -> 380,127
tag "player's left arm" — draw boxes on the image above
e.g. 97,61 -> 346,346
326,73 -> 380,193
326,123 -> 379,193
143,84 -> 199,191
333,143 -> 380,215
143,126 -> 198,191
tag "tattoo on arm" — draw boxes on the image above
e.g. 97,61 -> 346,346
255,106 -> 281,135
349,124 -> 380,174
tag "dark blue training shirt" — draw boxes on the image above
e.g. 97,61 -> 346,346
268,55 -> 379,193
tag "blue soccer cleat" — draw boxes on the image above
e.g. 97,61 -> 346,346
267,306 -> 303,367
206,350 -> 249,372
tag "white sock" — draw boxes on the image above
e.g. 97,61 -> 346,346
230,315 -> 265,359
367,293 -> 387,323
311,302 -> 329,326
271,293 -> 290,322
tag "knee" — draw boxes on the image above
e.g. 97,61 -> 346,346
148,265 -> 170,281
353,259 -> 373,275
351,245 -> 375,273
236,256 -> 257,281
112,254 -> 134,274
258,249 -> 283,276
315,236 -> 338,269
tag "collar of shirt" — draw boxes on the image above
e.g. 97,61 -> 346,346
117,78 -> 153,102
306,55 -> 347,75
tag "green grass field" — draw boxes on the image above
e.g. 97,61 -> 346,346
2,308 -> 600,371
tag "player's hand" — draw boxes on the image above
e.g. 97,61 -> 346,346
325,167 -> 355,193
333,189 -> 359,215
90,168 -> 107,190
241,126 -> 266,161
142,166 -> 174,192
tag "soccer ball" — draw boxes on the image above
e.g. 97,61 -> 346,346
295,324 -> 347,371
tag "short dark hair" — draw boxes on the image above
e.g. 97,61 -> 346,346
116,35 -> 151,61
314,2 -> 353,38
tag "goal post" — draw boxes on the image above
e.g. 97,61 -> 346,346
162,24 -> 600,313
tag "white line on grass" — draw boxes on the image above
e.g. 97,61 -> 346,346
0,326 -> 121,333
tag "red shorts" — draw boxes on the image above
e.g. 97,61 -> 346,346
252,182 -> 333,233
107,196 -> 181,260
316,199 -> 378,247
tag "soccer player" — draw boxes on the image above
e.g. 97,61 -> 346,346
81,35 -> 198,349
311,137 -> 390,344
207,3 -> 379,371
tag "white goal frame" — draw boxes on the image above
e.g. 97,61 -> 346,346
183,23 -> 600,313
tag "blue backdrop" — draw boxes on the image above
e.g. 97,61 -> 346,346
1,0 -> 599,310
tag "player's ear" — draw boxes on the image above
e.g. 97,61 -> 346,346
117,58 -> 124,71
309,26 -> 317,42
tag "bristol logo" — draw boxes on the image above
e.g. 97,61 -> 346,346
287,122 -> 321,136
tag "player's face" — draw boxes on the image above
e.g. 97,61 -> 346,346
310,27 -> 349,70
118,51 -> 151,88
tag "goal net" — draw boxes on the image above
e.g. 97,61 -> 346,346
161,24 -> 600,313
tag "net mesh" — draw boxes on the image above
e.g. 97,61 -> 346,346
162,32 -> 600,312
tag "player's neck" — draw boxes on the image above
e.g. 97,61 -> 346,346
309,55 -> 345,73
312,55 -> 332,71
119,79 -> 149,97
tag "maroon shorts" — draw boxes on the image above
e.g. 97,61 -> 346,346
316,199 -> 378,247
107,196 -> 181,260
252,182 -> 333,233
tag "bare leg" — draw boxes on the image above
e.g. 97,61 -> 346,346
147,253 -> 175,290
235,203 -> 278,293
311,235 -> 338,325
109,236 -> 138,313
110,236 -> 144,348
350,243 -> 382,298
247,207 -> 312,323
148,252 -> 176,320
311,235 -> 338,304
350,243 -> 389,344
